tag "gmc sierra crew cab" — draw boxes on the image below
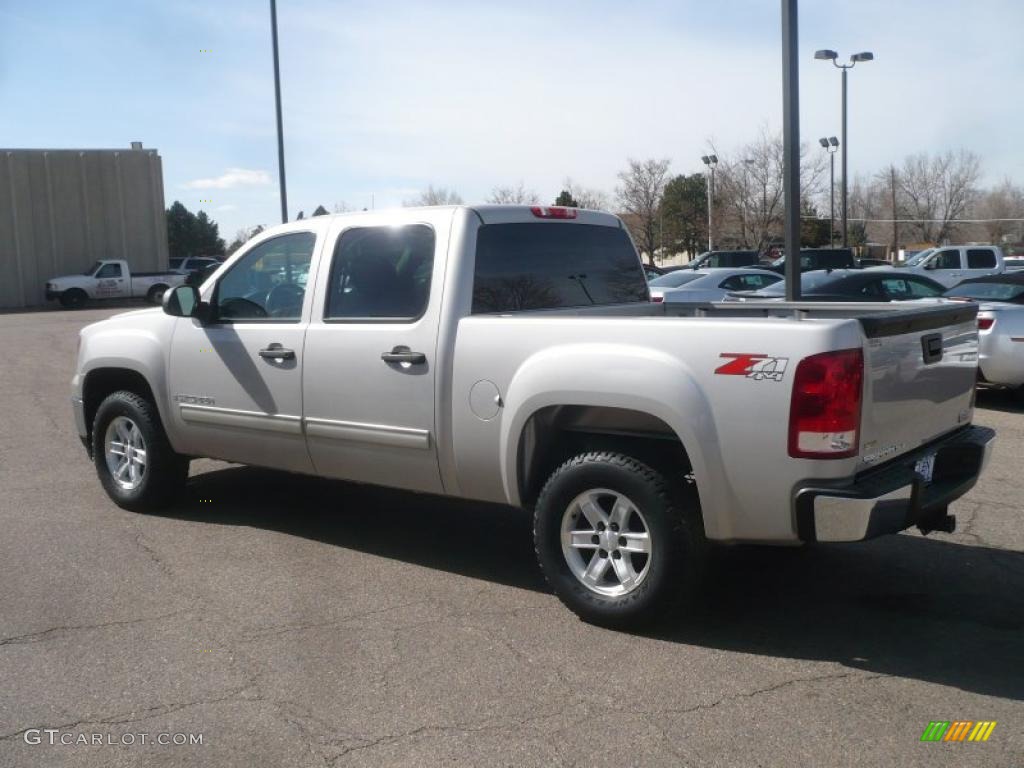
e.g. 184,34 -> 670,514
71,205 -> 994,628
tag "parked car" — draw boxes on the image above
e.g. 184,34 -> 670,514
184,262 -> 222,288
765,248 -> 857,273
45,260 -> 186,309
169,256 -> 222,275
71,205 -> 992,628
1002,257 -> 1024,271
657,268 -> 782,304
857,257 -> 891,268
900,245 -> 1005,287
945,273 -> 1024,397
647,269 -> 712,300
730,269 -> 946,302
686,250 -> 761,270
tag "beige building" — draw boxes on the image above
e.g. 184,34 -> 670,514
0,144 -> 168,309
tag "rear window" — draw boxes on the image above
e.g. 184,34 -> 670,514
946,282 -> 1024,302
472,224 -> 647,313
967,249 -> 997,269
649,271 -> 705,288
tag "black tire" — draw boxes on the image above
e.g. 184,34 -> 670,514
92,391 -> 188,512
147,284 -> 169,304
59,289 -> 87,309
533,451 -> 707,629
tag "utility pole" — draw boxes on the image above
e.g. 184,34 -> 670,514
890,165 -> 899,261
270,0 -> 288,224
781,0 -> 801,301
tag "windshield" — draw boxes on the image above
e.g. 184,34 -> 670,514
649,271 -> 706,288
82,260 -> 103,276
904,249 -> 934,267
946,282 -> 1024,302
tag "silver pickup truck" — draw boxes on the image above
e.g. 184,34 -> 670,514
71,205 -> 994,627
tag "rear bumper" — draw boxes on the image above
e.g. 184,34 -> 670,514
794,425 -> 995,542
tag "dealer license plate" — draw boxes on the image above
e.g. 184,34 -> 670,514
914,453 -> 936,484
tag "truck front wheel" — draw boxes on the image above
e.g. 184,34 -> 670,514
533,452 -> 707,628
92,391 -> 189,512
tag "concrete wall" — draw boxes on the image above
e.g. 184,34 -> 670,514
0,146 -> 168,309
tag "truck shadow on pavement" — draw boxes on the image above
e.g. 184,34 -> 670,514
164,464 -> 1024,701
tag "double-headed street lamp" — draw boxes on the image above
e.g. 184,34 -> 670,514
814,49 -> 873,247
818,136 -> 839,247
701,154 -> 718,252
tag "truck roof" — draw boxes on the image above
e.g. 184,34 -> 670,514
256,205 -> 623,238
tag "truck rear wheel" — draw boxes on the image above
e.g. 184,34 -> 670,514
533,451 -> 707,629
59,289 -> 87,309
92,391 -> 189,512
147,284 -> 169,304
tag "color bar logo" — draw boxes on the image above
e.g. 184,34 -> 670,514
920,721 -> 996,742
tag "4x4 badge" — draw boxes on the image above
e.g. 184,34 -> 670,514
715,353 -> 790,382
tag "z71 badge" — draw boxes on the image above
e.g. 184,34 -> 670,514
715,353 -> 789,382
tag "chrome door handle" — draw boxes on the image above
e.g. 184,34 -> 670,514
381,345 -> 426,365
259,344 -> 295,360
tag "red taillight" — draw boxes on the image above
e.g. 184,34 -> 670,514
651,295 -> 664,303
530,206 -> 577,219
788,348 -> 863,459
978,316 -> 995,331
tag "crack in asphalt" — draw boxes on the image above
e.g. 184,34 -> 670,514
0,608 -> 193,648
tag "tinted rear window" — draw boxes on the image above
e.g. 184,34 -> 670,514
967,249 -> 997,269
947,282 -> 1024,301
472,224 -> 647,313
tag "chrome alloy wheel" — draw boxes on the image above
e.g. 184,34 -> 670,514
560,488 -> 652,597
104,416 -> 147,491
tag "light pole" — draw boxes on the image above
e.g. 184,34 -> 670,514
701,154 -> 718,252
270,0 -> 288,224
818,136 -> 839,247
814,49 -> 873,247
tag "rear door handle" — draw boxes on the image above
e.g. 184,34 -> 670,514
381,345 -> 426,365
259,344 -> 295,360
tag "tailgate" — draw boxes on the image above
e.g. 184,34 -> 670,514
857,304 -> 979,472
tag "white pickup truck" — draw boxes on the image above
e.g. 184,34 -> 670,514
900,244 -> 1005,287
71,205 -> 994,627
46,259 -> 185,309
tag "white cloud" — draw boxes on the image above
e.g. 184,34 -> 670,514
215,204 -> 238,212
183,168 -> 271,190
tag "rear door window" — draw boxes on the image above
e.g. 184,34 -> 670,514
966,249 -> 997,269
325,225 -> 435,321
472,224 -> 647,313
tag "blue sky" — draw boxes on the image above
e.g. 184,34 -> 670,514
3,0 -> 1022,240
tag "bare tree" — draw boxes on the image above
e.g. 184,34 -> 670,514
616,159 -> 671,262
487,182 -> 539,204
561,177 -> 611,210
974,178 -> 1024,244
712,129 -> 827,252
896,150 -> 981,243
404,185 -> 464,207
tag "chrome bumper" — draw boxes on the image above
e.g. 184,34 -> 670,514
794,425 -> 996,543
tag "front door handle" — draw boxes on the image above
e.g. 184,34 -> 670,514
259,344 -> 295,360
381,345 -> 426,365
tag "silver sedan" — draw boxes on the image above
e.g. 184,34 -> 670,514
945,279 -> 1024,396
648,268 -> 781,303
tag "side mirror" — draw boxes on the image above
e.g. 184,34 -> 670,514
163,284 -> 201,318
923,261 -> 936,270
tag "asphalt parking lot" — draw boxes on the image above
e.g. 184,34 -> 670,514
1,305 -> 1022,767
